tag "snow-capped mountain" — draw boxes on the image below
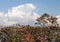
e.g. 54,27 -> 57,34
56,15 -> 60,26
36,13 -> 58,26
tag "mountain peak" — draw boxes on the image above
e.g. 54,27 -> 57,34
42,13 -> 50,18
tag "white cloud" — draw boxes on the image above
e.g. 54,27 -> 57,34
0,12 -> 4,24
0,4 -> 40,26
0,12 -> 16,26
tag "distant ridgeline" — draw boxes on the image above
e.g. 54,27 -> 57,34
35,13 -> 59,27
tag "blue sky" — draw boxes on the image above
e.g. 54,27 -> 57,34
0,0 -> 60,16
0,0 -> 60,26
